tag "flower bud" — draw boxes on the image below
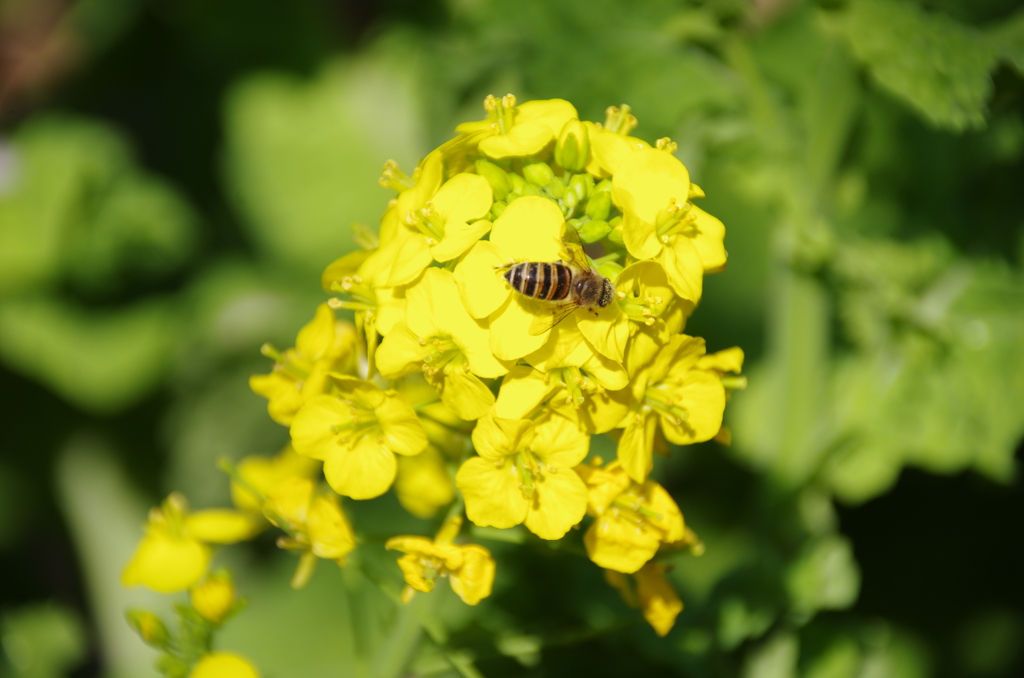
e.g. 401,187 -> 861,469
126,610 -> 169,648
523,161 -> 555,187
607,216 -> 624,245
490,200 -> 508,220
577,219 -> 611,243
555,119 -> 590,172
585,190 -> 612,221
190,572 -> 237,624
568,173 -> 594,203
475,159 -> 511,200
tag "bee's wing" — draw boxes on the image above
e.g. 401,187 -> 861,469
560,223 -> 594,271
528,300 -> 580,336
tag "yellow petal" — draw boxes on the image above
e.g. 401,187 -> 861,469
376,391 -> 429,456
376,322 -> 425,380
697,346 -> 745,374
657,235 -> 703,302
635,563 -> 682,637
523,467 -> 588,540
323,439 -> 397,500
121,532 -> 210,593
514,99 -> 578,135
453,240 -> 509,319
584,512 -> 661,573
189,652 -> 261,678
577,302 -> 629,364
395,446 -> 456,519
429,369 -> 494,421
689,205 -> 727,272
471,415 -> 533,460
530,414 -> 590,469
386,234 -> 432,287
456,457 -> 529,529
621,212 -> 662,260
611,148 -> 691,226
489,294 -> 551,361
185,510 -> 263,544
295,303 -> 338,360
617,411 -> 657,483
449,544 -> 496,605
290,395 -> 352,461
397,553 -> 434,592
263,477 -> 315,531
494,366 -> 557,420
307,495 -> 356,561
430,219 -> 492,262
660,370 -> 725,445
489,196 -> 564,262
432,173 -> 493,227
480,121 -> 553,158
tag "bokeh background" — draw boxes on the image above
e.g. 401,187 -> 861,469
1,0 -> 1023,676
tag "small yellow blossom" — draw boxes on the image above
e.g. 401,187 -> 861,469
190,571 -> 237,624
122,494 -> 262,593
125,610 -> 169,647
456,94 -> 578,159
263,477 -> 356,588
494,363 -> 630,434
604,562 -> 683,637
290,376 -> 428,499
616,335 -> 727,482
229,445 -> 321,514
611,148 -> 725,300
576,459 -> 684,573
395,445 -> 456,519
456,414 -> 589,539
189,652 -> 261,678
386,516 -> 496,605
377,268 -> 510,420
249,303 -> 358,425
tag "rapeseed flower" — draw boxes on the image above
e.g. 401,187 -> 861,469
290,376 -> 428,499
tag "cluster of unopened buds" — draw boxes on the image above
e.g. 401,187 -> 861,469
122,94 -> 745,675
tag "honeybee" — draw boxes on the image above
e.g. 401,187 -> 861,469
497,225 -> 615,335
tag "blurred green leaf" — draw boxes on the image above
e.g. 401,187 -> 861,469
785,535 -> 860,617
833,0 -> 999,131
0,296 -> 179,413
0,115 -> 197,296
1,603 -> 85,678
741,631 -> 798,678
992,8 -> 1024,75
223,42 -> 428,273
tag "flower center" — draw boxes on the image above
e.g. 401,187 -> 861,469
484,93 -> 517,135
420,336 -> 465,376
655,198 -> 697,239
378,159 -> 417,192
642,387 -> 689,426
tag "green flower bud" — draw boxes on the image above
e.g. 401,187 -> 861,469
585,190 -> 612,221
491,200 -> 508,219
523,161 -> 555,187
577,219 -> 611,243
596,260 -> 623,282
548,177 -> 567,199
568,173 -> 594,203
508,172 -> 527,194
563,189 -> 579,215
555,119 -> 590,172
475,159 -> 512,200
126,610 -> 170,649
521,182 -> 542,197
607,216 -> 624,245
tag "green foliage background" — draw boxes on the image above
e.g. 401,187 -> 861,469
1,0 -> 1022,676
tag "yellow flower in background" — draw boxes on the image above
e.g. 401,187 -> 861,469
395,445 -> 456,519
263,477 -> 356,588
456,94 -> 578,159
456,414 -> 589,539
386,516 -> 495,605
582,105 -> 651,179
290,376 -> 427,499
576,459 -> 684,573
122,494 -> 262,593
611,148 -> 725,300
604,562 -> 683,637
249,303 -> 358,425
190,571 -> 237,624
229,445 -> 321,514
617,335 -> 729,483
377,268 -> 510,420
189,652 -> 261,678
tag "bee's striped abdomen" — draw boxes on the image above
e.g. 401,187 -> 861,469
505,262 -> 573,301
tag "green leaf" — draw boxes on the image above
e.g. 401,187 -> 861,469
0,115 -> 197,296
785,534 -> 861,616
223,43 -> 427,273
834,0 -> 999,131
0,296 -> 179,413
0,603 -> 85,678
992,8 -> 1024,75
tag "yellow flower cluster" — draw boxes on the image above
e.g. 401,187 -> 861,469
121,95 -> 744,643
